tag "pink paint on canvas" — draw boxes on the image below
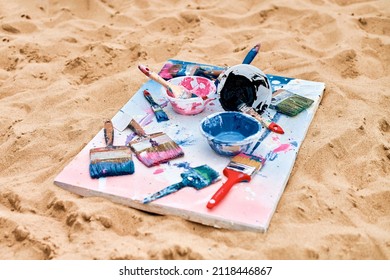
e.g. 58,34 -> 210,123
54,60 -> 325,232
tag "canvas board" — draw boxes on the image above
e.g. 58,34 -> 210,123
54,60 -> 325,232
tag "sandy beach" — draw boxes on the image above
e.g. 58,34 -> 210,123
0,0 -> 389,260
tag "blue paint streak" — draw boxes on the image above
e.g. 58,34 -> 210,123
265,150 -> 278,162
264,140 -> 298,163
174,162 -> 191,170
290,141 -> 298,147
175,138 -> 196,147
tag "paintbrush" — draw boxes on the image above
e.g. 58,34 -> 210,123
238,103 -> 284,134
89,120 -> 134,178
207,153 -> 265,209
138,64 -> 194,99
143,89 -> 169,122
238,43 -> 284,134
242,43 -> 261,64
128,119 -> 184,167
269,89 -> 314,117
143,165 -> 220,204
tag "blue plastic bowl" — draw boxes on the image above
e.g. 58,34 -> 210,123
199,111 -> 262,156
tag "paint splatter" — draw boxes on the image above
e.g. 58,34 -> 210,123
175,138 -> 196,146
265,141 -> 298,162
273,143 -> 293,153
173,127 -> 196,146
174,162 -> 191,169
153,168 -> 165,174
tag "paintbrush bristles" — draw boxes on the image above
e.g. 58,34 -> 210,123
192,165 -> 221,186
89,120 -> 135,179
128,119 -> 184,167
143,90 -> 169,122
89,161 -> 135,178
152,107 -> 169,122
135,143 -> 184,167
270,89 -> 314,117
228,153 -> 264,175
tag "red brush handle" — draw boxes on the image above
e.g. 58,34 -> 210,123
268,122 -> 284,134
207,169 -> 251,209
255,114 -> 284,134
238,104 -> 285,134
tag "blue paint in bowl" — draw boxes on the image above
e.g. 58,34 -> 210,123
199,111 -> 262,156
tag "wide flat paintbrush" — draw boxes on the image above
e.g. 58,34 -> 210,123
89,120 -> 134,178
143,165 -> 220,203
128,119 -> 184,167
138,64 -> 193,99
143,89 -> 169,122
207,153 -> 265,209
270,89 -> 314,117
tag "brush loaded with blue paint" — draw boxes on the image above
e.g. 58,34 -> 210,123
143,89 -> 169,122
89,120 -> 134,178
144,89 -> 169,122
143,165 -> 220,204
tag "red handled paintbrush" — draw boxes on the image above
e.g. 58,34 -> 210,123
238,103 -> 284,134
207,153 -> 265,209
239,43 -> 284,134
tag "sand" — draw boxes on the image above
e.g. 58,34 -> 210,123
0,0 -> 389,260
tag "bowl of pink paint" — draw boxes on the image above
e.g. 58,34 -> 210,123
165,76 -> 216,115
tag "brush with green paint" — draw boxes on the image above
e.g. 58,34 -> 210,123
269,89 -> 314,117
143,165 -> 220,204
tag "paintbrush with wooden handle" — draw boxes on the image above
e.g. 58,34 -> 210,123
138,64 -> 194,99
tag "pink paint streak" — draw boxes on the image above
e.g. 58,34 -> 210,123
153,168 -> 165,175
273,143 -> 293,153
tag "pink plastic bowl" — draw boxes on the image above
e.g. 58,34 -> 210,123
166,76 -> 216,115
